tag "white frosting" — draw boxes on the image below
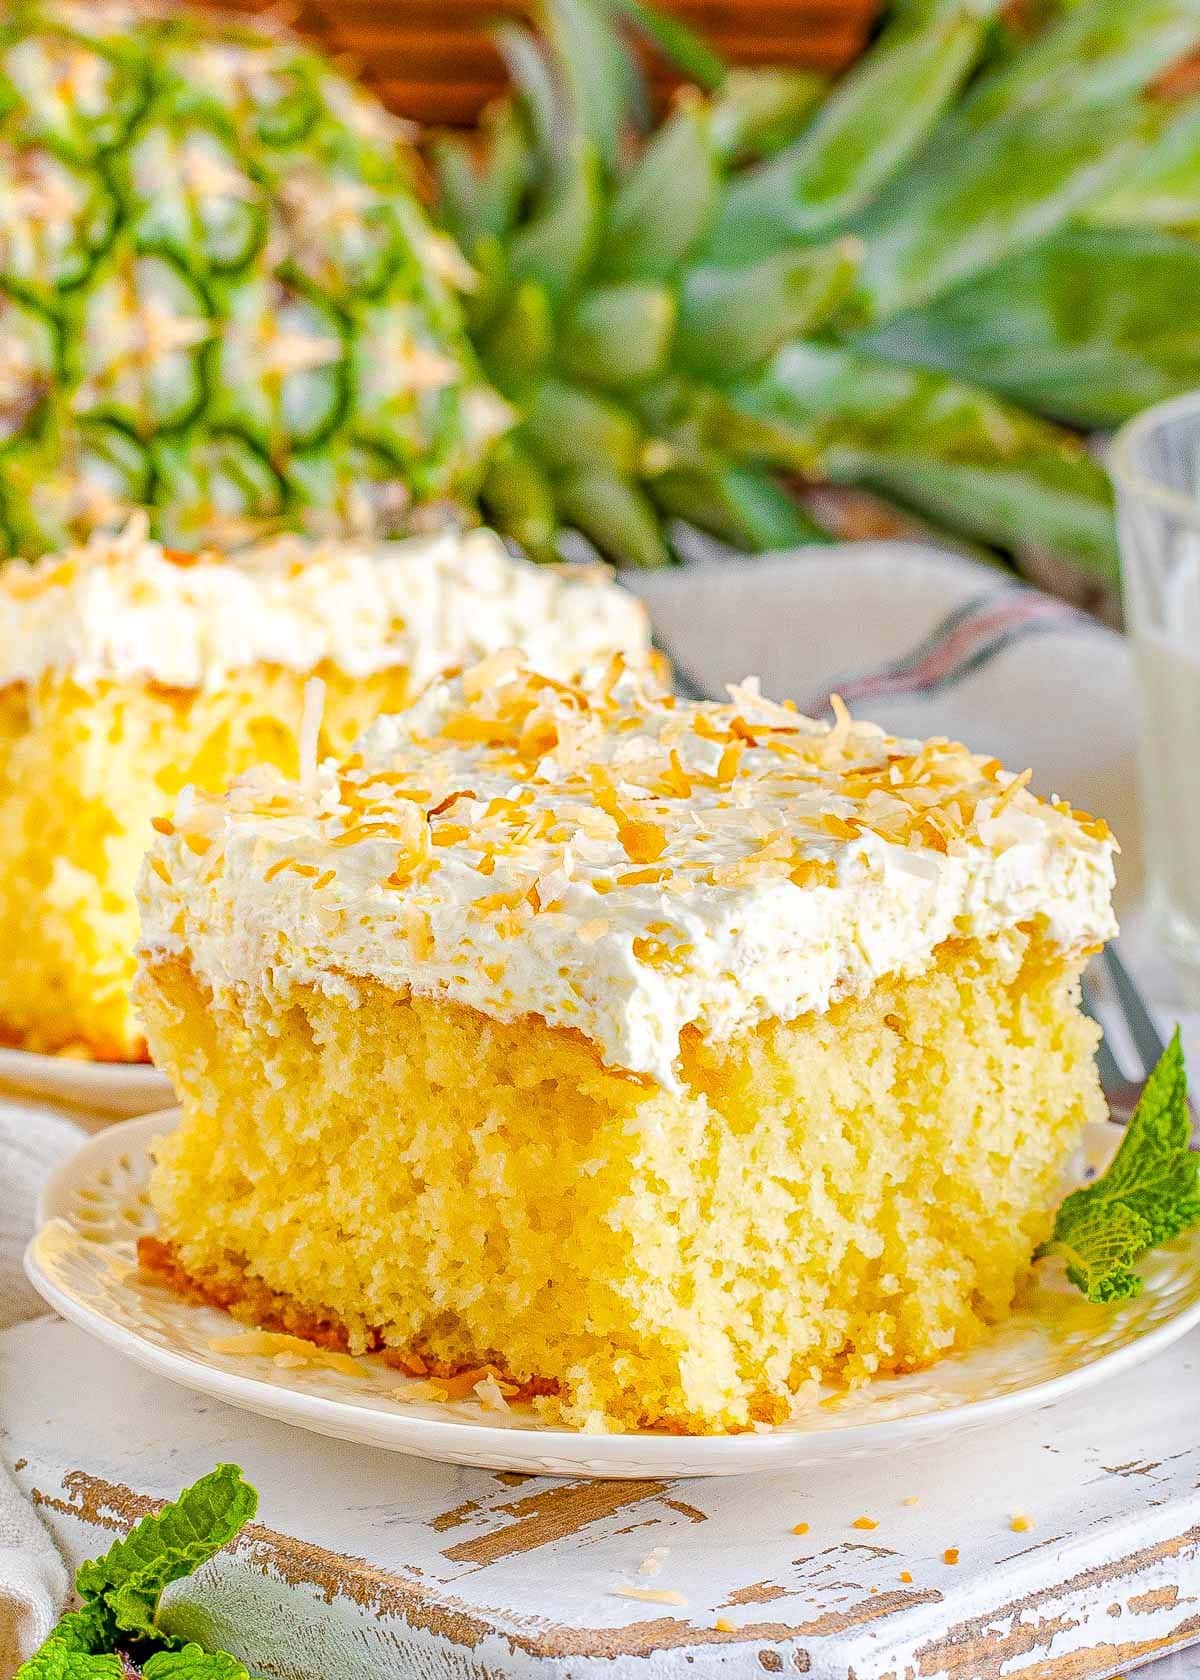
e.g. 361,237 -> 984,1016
138,665 -> 1118,1092
0,518 -> 649,690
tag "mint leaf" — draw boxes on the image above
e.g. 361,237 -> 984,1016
144,1646 -> 251,1680
75,1465 -> 256,1644
44,1606 -> 115,1656
1038,1028 -> 1200,1303
17,1466 -> 258,1680
14,1641 -> 123,1680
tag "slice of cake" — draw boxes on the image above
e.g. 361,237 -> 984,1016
0,521 -> 648,1061
135,662 -> 1117,1434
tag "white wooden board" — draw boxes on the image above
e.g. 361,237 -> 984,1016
4,1316 -> 1200,1680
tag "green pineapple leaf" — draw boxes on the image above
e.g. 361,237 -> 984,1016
853,95 -> 1158,323
1037,1029 -> 1200,1303
607,0 -> 727,93
650,458 -> 829,550
676,239 -> 861,376
707,3 -> 996,263
1086,99 -> 1200,233
724,341 -> 1119,579
597,101 -> 719,283
860,225 -> 1200,429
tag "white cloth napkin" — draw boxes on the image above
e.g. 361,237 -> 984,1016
0,538 -> 1149,1673
0,1099 -> 83,1674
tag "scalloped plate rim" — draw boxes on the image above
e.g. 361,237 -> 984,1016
25,1110 -> 1200,1478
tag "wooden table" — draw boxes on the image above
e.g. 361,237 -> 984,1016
6,1315 -> 1200,1680
205,0 -> 880,125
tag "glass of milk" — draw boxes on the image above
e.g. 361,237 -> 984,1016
1112,393 -> 1200,994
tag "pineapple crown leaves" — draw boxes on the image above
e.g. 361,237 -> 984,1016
1037,1029 -> 1200,1303
436,0 -> 1200,574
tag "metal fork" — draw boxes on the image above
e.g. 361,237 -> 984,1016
662,640 -> 1175,1132
1081,944 -> 1192,1131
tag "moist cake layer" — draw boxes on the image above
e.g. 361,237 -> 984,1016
1,515 -> 649,689
136,929 -> 1105,1433
139,661 -> 1117,1090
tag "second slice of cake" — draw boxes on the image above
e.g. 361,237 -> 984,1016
136,661 -> 1117,1434
0,520 -> 647,1060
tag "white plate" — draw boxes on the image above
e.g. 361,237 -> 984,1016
26,1112 -> 1200,1479
0,1045 -> 173,1117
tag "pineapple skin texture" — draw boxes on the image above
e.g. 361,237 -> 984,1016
138,928 -> 1104,1433
0,666 -> 412,1058
0,2 -> 505,558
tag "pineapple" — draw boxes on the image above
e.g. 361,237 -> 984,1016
2,0 -> 1200,586
0,0 -> 507,556
434,0 -> 1200,583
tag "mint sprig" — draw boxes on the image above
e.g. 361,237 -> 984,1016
17,1467 -> 257,1680
1037,1028 -> 1200,1302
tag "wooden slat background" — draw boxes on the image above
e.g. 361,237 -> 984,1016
207,1 -> 879,125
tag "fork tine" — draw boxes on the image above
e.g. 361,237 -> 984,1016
1102,944 -> 1166,1075
653,633 -> 712,702
1081,970 -> 1126,1094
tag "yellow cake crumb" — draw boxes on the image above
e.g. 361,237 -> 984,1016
0,666 -> 411,1058
138,921 -> 1104,1435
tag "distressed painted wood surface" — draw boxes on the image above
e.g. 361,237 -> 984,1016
4,1318 -> 1200,1679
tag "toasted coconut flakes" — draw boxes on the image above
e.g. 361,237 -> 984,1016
715,742 -> 743,786
612,1586 -> 687,1607
208,1330 -> 361,1377
428,788 -> 474,818
663,750 -> 692,798
611,816 -> 668,860
404,907 -> 435,960
577,918 -> 610,944
299,676 -> 325,793
474,1372 -> 512,1411
463,646 -> 523,701
990,765 -> 1033,817
473,884 -> 534,916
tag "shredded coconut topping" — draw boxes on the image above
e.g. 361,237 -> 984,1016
137,660 -> 1118,1090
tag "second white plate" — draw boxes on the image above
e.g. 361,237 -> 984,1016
0,1045 -> 173,1117
26,1112 -> 1200,1479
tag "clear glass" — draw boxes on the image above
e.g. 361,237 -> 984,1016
1112,392 -> 1200,997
